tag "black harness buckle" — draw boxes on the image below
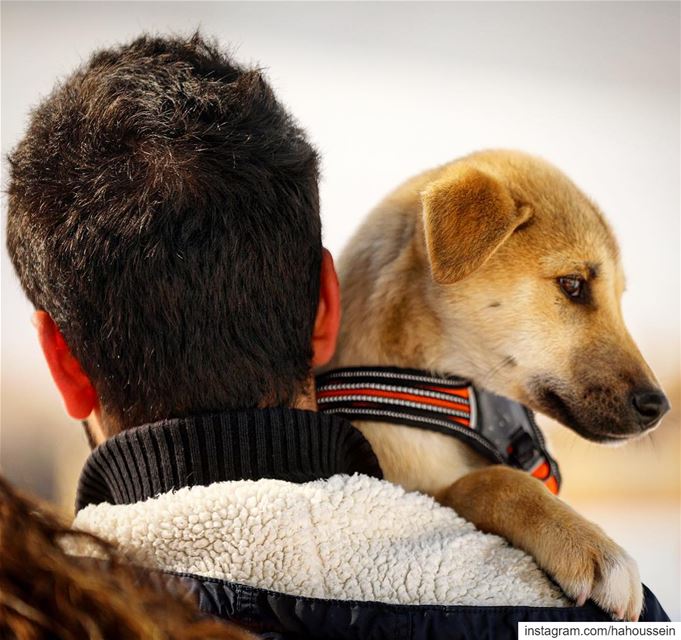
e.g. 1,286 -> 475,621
507,428 -> 539,467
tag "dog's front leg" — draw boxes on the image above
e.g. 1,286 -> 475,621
436,465 -> 642,621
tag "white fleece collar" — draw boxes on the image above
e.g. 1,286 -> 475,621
71,473 -> 569,608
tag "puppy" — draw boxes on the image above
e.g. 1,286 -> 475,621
324,150 -> 669,621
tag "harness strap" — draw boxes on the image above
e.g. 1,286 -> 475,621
316,366 -> 561,494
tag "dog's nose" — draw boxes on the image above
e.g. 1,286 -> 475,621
630,389 -> 670,428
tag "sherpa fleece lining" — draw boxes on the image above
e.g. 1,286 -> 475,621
72,473 -> 569,607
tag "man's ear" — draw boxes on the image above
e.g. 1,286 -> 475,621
421,166 -> 532,284
311,248 -> 341,368
33,310 -> 98,420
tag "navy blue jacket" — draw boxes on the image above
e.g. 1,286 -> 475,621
179,575 -> 669,638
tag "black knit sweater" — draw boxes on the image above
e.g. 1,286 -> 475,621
76,407 -> 383,511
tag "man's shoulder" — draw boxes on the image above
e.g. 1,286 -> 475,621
71,475 -> 670,637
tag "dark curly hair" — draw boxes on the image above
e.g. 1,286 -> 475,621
6,30 -> 322,430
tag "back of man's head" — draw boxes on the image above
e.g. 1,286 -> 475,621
7,31 -> 322,430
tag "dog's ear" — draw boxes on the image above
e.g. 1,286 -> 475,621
421,167 -> 531,284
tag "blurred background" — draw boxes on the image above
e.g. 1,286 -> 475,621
2,1 -> 679,618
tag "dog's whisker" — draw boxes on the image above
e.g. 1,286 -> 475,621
643,432 -> 660,461
478,355 -> 516,389
565,430 -> 579,456
478,358 -> 505,384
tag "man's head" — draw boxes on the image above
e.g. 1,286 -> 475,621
7,31 -> 340,442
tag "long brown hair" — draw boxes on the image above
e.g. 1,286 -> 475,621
0,476 -> 255,639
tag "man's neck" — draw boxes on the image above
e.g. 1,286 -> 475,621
88,381 -> 318,448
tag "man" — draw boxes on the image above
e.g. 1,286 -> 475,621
6,32 -> 668,637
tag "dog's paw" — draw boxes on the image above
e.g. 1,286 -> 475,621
546,523 -> 642,621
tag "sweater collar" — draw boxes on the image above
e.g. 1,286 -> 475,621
76,407 -> 382,512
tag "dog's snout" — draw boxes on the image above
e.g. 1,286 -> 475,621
630,389 -> 670,428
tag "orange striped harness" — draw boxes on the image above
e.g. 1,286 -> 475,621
316,367 -> 561,494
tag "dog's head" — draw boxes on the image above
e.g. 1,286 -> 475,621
421,149 -> 669,443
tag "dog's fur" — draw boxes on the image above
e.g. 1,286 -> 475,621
329,149 -> 669,621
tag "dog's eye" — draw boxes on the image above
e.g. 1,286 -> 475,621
558,275 -> 586,301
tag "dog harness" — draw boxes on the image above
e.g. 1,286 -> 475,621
316,366 -> 561,494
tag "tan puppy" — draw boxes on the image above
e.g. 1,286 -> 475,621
329,150 -> 669,621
